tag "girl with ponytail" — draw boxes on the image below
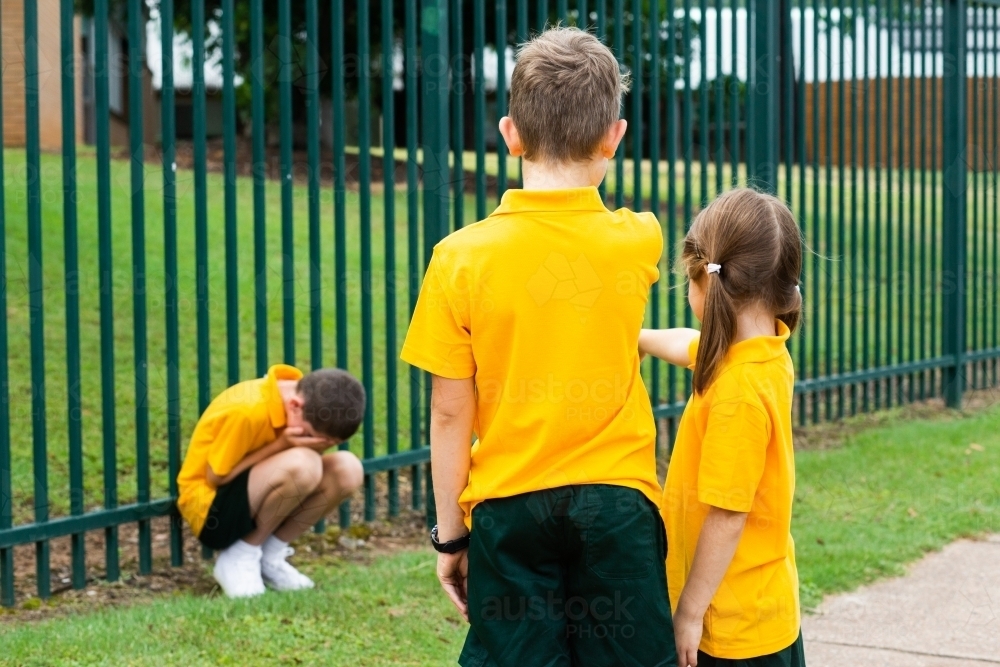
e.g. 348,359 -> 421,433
639,188 -> 806,667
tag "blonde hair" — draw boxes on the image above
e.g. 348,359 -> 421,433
509,27 -> 629,163
680,188 -> 803,394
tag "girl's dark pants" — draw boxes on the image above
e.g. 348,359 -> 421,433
457,484 -> 676,667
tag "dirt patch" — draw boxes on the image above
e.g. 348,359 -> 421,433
792,385 -> 1000,451
1,508 -> 430,625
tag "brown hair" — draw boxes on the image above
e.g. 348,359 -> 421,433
680,188 -> 803,394
298,369 -> 366,440
508,27 -> 629,163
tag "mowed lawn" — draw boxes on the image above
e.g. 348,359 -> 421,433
1,401 -> 999,665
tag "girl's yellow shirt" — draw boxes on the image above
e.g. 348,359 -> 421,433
664,321 -> 801,659
401,187 -> 663,527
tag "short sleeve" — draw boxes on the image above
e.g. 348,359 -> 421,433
206,413 -> 255,478
697,400 -> 771,512
400,253 -> 476,379
687,335 -> 701,371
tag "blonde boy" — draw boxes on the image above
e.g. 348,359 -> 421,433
401,27 -> 675,666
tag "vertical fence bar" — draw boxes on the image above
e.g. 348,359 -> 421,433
848,0 -> 858,414
25,0 -> 51,598
0,15 -> 13,607
422,0 -> 451,528
162,0 -> 183,567
307,0 -> 322,374
895,0 -> 906,405
942,0 -> 966,407
993,6 -> 998,386
683,0 -> 694,366
451,0 -> 465,228
222,0 -> 239,384
861,0 -> 870,411
823,0 -> 833,417
917,2 -> 927,398
929,0 -> 939,397
358,0 -> 376,522
667,0 -> 678,434
61,0 -> 86,588
797,0 -> 808,423
405,0 -> 422,515
631,0 -> 642,211
192,0 -> 210,416
128,0 -> 151,576
749,0 -> 778,192
614,0 -> 624,208
252,0 -> 268,376
811,0 -> 820,420
836,0 -> 845,418
649,0 -> 660,434
474,0 -> 487,219
306,0 -> 324,532
538,0 -> 549,30
518,0 -> 528,191
497,0 -> 509,203
698,0 -> 708,204
383,0 -> 400,518
730,0 -> 739,187
907,3 -> 917,400
874,0 -> 883,408
333,0 -> 353,527
715,0 -> 723,196
969,6 -> 979,386
279,0 -> 295,364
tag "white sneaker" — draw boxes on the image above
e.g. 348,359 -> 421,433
213,540 -> 266,598
261,547 -> 315,592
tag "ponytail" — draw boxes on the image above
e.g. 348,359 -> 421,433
694,269 -> 737,394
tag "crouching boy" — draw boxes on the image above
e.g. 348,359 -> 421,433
177,365 -> 365,598
401,27 -> 676,666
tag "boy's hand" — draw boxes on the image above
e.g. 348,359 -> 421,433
674,609 -> 704,667
437,550 -> 470,622
281,427 -> 334,453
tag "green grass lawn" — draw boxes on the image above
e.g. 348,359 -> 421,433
1,400 -> 998,665
4,145 -> 982,525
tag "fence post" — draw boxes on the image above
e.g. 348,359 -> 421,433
421,0 -> 451,529
942,0 -> 967,408
747,0 -> 780,193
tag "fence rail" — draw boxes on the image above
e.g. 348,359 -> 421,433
0,0 -> 997,606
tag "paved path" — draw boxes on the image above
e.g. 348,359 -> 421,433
804,534 -> 1000,666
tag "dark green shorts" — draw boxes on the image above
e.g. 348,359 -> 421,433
697,633 -> 806,667
458,484 -> 676,667
197,468 -> 256,551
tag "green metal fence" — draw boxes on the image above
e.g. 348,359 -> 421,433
0,0 -> 997,606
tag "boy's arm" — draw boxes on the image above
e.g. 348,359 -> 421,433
430,374 -> 476,621
674,507 -> 748,667
639,328 -> 700,367
206,436 -> 289,488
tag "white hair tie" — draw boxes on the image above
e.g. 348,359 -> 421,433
706,263 -> 722,275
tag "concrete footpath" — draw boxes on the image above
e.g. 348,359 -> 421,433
803,534 -> 1000,666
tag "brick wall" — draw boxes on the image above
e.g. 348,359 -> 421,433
2,0 -> 65,150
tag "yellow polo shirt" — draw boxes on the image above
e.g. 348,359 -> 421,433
663,322 -> 800,659
401,187 -> 663,527
176,364 -> 303,536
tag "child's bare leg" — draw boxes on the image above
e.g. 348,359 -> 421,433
272,451 -> 364,542
244,448 -> 324,546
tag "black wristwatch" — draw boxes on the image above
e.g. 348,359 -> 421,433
430,525 -> 470,554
